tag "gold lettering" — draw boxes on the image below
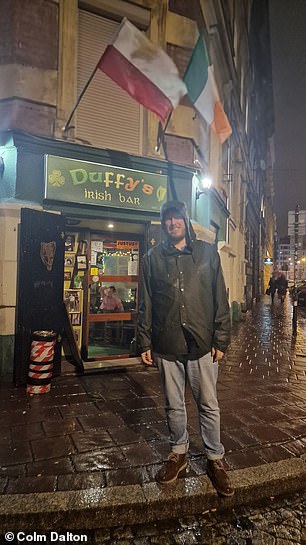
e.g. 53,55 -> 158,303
86,190 -> 95,199
118,193 -> 140,205
85,188 -> 111,201
95,190 -> 111,200
114,173 -> 125,189
104,171 -> 114,187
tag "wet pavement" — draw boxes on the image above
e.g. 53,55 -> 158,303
0,296 -> 306,533
95,489 -> 306,544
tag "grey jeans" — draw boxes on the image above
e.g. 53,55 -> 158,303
155,353 -> 225,460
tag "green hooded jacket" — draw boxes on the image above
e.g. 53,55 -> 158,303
137,200 -> 231,358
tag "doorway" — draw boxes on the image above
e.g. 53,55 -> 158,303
63,217 -> 146,362
87,234 -> 141,359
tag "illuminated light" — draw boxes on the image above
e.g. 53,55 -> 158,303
199,174 -> 212,190
194,172 -> 213,200
107,223 -> 114,229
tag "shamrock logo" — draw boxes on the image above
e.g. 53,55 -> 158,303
48,170 -> 65,187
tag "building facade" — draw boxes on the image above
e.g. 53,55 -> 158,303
277,211 -> 306,282
0,0 -> 275,378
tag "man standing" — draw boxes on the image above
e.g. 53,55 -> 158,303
137,200 -> 234,497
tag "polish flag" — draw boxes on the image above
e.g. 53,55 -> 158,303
98,18 -> 187,122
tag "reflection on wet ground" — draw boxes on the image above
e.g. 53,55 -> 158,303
0,297 -> 305,495
95,489 -> 306,545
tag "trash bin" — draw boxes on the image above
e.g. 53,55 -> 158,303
26,330 -> 57,394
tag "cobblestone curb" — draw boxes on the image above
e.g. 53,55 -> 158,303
0,456 -> 305,532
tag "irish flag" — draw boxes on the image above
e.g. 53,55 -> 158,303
98,18 -> 187,123
184,35 -> 232,144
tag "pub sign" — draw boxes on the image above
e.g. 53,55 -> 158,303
44,155 -> 167,212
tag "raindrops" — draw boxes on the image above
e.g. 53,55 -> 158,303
223,299 -> 306,385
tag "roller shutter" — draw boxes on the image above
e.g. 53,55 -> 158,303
76,10 -> 142,154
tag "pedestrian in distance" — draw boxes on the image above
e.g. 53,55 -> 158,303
277,273 -> 288,303
267,271 -> 279,303
137,200 -> 234,497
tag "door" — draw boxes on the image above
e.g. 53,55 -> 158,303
14,208 -> 65,385
87,234 -> 141,359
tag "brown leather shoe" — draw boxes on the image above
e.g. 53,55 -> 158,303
206,459 -> 235,497
156,452 -> 188,484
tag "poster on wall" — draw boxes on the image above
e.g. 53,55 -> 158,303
64,255 -> 75,268
65,234 -> 75,252
76,255 -> 88,271
91,241 -> 103,252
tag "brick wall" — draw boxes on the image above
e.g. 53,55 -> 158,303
0,0 -> 58,136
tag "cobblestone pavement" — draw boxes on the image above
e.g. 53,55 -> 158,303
95,489 -> 306,545
0,296 -> 305,494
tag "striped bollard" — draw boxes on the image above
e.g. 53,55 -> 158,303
26,330 -> 57,394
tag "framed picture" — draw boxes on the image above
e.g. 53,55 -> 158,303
64,290 -> 81,312
70,312 -> 81,326
64,270 -> 72,281
65,234 -> 75,252
74,328 -> 81,345
64,255 -> 75,268
76,254 -> 88,270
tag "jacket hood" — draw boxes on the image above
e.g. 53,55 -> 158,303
160,200 -> 196,246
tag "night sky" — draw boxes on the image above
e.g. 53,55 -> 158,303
269,0 -> 306,237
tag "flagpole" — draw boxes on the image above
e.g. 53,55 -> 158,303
62,57 -> 102,134
156,110 -> 173,155
154,112 -> 180,201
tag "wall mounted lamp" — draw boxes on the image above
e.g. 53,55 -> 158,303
193,171 -> 212,199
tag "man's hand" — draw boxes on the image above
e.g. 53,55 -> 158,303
211,347 -> 224,362
141,349 -> 153,366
